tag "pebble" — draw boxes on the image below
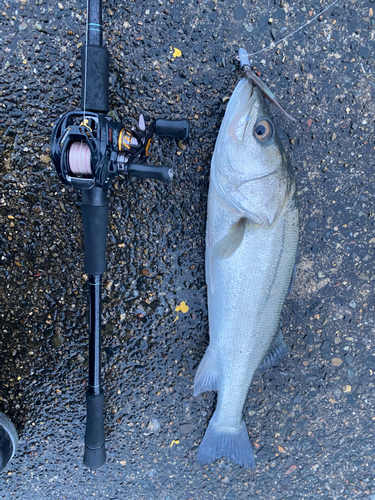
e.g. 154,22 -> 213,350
285,464 -> 297,474
144,418 -> 161,435
179,423 -> 196,435
52,335 -> 63,347
332,358 -> 343,367
358,273 -> 369,280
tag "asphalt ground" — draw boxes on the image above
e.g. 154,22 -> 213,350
1,0 -> 375,498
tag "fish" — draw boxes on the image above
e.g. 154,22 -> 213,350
194,75 -> 299,468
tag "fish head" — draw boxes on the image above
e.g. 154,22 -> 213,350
212,78 -> 294,226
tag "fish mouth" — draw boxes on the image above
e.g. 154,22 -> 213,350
227,79 -> 258,141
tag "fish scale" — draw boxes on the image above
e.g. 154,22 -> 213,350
194,76 -> 299,468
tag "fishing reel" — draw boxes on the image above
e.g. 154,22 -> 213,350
50,110 -> 190,189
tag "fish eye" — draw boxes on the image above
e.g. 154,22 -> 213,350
253,119 -> 274,142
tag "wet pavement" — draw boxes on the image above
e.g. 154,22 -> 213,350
1,0 -> 375,498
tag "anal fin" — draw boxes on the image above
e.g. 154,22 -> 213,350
257,321 -> 287,373
287,246 -> 298,296
194,348 -> 219,396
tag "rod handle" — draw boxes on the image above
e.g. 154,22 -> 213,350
83,389 -> 106,469
128,163 -> 173,183
155,119 -> 190,141
81,188 -> 109,275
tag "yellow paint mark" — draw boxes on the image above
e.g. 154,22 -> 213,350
344,385 -> 351,393
173,316 -> 179,323
170,46 -> 182,58
175,301 -> 189,313
170,440 -> 179,447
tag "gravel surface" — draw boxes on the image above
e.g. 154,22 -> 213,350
1,0 -> 375,498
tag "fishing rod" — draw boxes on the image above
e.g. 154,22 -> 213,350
50,0 -> 189,469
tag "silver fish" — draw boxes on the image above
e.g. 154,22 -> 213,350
194,76 -> 299,468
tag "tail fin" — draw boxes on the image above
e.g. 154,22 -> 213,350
197,413 -> 255,469
194,348 -> 219,396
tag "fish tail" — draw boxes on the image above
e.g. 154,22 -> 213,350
194,348 -> 219,396
197,413 -> 255,468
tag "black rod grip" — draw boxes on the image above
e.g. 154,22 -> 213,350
155,119 -> 190,141
81,45 -> 110,113
81,188 -> 109,275
128,163 -> 173,183
83,389 -> 106,469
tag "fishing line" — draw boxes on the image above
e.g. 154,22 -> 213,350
83,0 -> 89,123
237,0 -> 341,61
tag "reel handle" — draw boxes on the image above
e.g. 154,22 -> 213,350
83,390 -> 106,469
155,119 -> 190,141
128,163 -> 173,183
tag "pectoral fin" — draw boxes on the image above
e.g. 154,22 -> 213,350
212,217 -> 257,259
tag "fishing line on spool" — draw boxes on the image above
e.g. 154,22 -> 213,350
69,142 -> 92,176
237,0 -> 341,62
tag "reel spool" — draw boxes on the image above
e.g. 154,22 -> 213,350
69,142 -> 93,177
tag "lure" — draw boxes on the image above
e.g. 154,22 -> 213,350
238,48 -> 296,122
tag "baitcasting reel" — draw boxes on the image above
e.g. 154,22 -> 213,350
51,110 -> 190,189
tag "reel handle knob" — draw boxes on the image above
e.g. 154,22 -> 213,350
128,163 -> 173,183
155,119 -> 190,141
